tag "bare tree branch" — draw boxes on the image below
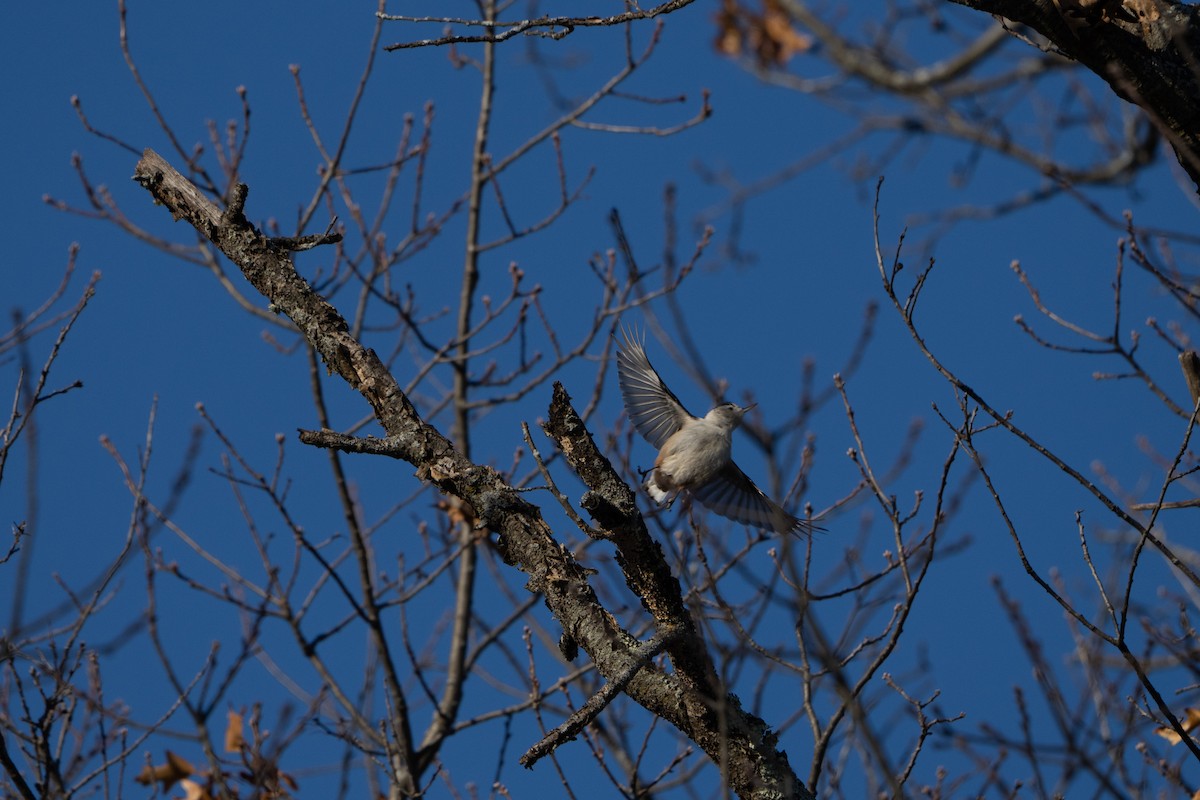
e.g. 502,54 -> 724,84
132,147 -> 816,800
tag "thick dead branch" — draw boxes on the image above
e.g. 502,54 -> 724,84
131,147 -> 814,800
949,0 -> 1200,189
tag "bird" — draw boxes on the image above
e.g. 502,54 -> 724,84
615,327 -> 820,537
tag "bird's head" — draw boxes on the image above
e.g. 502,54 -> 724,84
705,401 -> 754,431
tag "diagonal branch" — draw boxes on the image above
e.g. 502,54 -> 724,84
131,147 -> 815,800
520,627 -> 678,768
949,0 -> 1200,190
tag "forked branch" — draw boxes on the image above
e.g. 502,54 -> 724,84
132,147 -> 815,800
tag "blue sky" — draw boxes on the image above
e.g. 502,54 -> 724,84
5,1 -> 1199,797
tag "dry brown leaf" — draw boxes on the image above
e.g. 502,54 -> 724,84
1154,707 -> 1200,744
176,778 -> 212,800
714,0 -> 744,57
225,709 -> 245,753
134,750 -> 195,790
762,0 -> 813,62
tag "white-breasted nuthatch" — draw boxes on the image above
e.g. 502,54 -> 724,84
616,327 -> 820,537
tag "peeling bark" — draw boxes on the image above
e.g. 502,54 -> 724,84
132,147 -> 815,800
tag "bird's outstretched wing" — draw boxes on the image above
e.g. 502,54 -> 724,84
693,463 -> 822,537
616,327 -> 694,449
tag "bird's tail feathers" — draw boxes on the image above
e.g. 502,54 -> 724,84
643,470 -> 671,504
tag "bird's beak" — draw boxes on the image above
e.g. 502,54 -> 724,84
743,403 -> 757,413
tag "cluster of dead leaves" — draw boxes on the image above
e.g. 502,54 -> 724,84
135,709 -> 298,799
714,0 -> 813,66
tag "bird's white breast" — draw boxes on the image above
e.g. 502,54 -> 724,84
656,420 -> 732,488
